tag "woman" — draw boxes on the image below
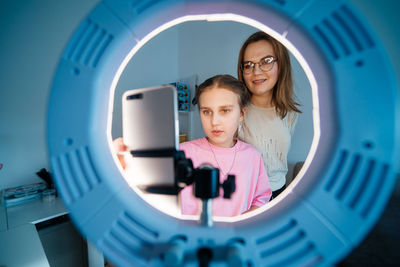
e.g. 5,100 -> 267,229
237,31 -> 301,199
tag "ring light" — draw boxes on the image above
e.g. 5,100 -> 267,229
48,0 -> 398,266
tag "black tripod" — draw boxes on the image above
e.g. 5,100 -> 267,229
132,149 -> 236,266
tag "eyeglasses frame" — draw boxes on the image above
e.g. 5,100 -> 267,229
241,55 -> 278,74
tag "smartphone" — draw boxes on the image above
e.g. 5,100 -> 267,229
122,85 -> 179,190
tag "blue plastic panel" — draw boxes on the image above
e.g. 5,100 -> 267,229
48,0 -> 398,266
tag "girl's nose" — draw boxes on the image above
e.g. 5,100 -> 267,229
211,114 -> 221,125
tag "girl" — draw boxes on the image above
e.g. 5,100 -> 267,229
180,74 -> 272,217
237,31 -> 302,199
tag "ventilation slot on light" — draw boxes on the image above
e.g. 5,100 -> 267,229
325,150 -> 349,192
313,5 -> 375,60
102,232 -> 148,266
65,19 -> 113,68
314,25 -> 339,60
265,243 -> 321,267
51,146 -> 101,205
335,154 -> 361,200
352,161 -> 391,220
335,5 -> 375,49
348,159 -> 376,209
324,151 -> 363,201
360,163 -> 389,218
324,149 -> 391,218
101,211 -> 159,264
132,0 -> 162,14
118,211 -> 159,239
256,220 -> 320,266
268,0 -> 286,6
256,219 -> 297,246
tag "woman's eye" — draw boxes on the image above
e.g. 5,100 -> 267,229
202,110 -> 211,115
262,57 -> 273,64
222,109 -> 230,113
243,63 -> 252,70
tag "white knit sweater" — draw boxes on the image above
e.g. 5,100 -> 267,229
238,104 -> 297,191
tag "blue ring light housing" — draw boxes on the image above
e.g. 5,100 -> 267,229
48,0 -> 398,266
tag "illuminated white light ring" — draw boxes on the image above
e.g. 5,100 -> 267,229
48,0 -> 398,266
107,13 -> 321,220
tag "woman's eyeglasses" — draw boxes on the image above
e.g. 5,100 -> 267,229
241,55 -> 277,74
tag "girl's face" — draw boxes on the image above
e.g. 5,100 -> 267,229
199,87 -> 244,148
242,40 -> 279,100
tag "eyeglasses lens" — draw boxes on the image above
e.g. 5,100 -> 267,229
242,57 -> 275,74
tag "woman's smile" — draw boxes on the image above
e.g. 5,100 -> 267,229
252,78 -> 267,85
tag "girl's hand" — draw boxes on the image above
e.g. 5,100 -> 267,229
113,137 -> 127,169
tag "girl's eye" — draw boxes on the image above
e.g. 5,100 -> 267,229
202,110 -> 211,115
222,109 -> 231,113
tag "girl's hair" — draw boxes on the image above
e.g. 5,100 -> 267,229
237,31 -> 301,119
194,74 -> 250,110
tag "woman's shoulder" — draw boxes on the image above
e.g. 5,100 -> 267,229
284,111 -> 298,134
286,110 -> 298,122
237,140 -> 262,156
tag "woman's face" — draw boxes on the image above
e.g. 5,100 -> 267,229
242,40 -> 279,100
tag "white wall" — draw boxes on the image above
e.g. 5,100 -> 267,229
112,21 -> 261,140
112,20 -> 314,169
0,0 -> 100,190
0,0 -> 399,191
111,26 -> 180,139
177,21 -> 260,141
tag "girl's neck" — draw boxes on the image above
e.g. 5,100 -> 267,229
206,137 -> 236,148
251,94 -> 274,108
